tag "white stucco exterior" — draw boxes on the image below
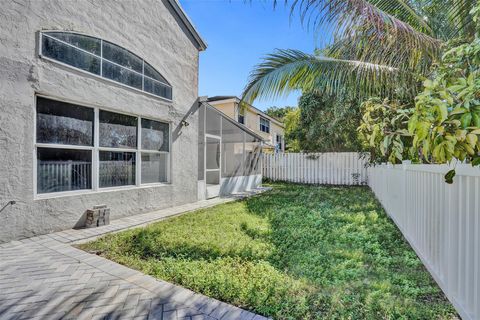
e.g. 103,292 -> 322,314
0,0 -> 205,242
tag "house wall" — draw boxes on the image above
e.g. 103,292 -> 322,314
0,0 -> 201,242
209,100 -> 285,150
245,108 -> 284,149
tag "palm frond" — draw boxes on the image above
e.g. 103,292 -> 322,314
267,0 -> 443,60
445,0 -> 476,40
242,49 -> 417,104
359,0 -> 433,35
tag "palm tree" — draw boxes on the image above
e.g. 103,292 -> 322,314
242,0 -> 477,103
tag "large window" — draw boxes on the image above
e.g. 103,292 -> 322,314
40,32 -> 172,100
260,117 -> 270,133
36,97 -> 94,194
35,97 -> 170,195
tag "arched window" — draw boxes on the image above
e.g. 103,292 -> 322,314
40,32 -> 172,100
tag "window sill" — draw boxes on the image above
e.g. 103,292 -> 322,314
35,183 -> 172,200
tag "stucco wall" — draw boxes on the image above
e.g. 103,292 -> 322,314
0,0 -> 201,242
244,106 -> 284,149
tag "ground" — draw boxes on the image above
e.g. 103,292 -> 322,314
80,183 -> 457,320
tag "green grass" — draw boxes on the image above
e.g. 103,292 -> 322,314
79,183 -> 456,319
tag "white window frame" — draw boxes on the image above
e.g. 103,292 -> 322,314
236,105 -> 245,125
259,116 -> 270,133
34,95 -> 171,199
38,31 -> 173,103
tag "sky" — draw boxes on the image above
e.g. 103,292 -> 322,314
180,0 -> 329,111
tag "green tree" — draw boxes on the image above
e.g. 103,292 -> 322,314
264,106 -> 296,121
263,106 -> 301,151
283,108 -> 301,152
242,1 -> 477,103
289,93 -> 364,152
356,6 -> 480,175
408,36 -> 480,182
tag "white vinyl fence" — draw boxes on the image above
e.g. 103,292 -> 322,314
263,152 -> 368,185
369,163 -> 480,320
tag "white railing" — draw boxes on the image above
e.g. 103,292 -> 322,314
262,152 -> 368,185
368,163 -> 480,320
38,161 -> 91,193
38,160 -> 135,193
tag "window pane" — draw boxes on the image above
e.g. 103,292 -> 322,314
144,78 -> 172,100
102,41 -> 143,73
44,32 -> 101,55
36,97 -> 94,146
141,119 -> 169,151
141,153 -> 168,184
260,117 -> 270,133
99,110 -> 137,149
42,36 -> 100,75
99,151 -> 136,187
37,148 -> 92,194
144,62 -> 168,84
102,60 -> 142,90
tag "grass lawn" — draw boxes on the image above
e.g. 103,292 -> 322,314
79,183 -> 456,319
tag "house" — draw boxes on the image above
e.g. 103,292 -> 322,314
0,0 -> 261,243
207,96 -> 285,152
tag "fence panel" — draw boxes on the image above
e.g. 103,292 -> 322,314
368,163 -> 480,320
262,152 -> 368,185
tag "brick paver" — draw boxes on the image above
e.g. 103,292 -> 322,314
0,190 -> 270,320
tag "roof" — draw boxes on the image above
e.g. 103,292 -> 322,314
166,0 -> 207,51
206,96 -> 285,128
207,96 -> 237,102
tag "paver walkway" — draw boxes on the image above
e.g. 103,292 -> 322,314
0,191 -> 269,320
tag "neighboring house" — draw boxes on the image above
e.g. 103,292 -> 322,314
0,0 -> 261,243
207,96 -> 285,152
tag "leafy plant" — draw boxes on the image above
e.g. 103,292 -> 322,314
408,36 -> 480,177
283,107 -> 302,152
264,106 -> 296,121
358,98 -> 414,163
286,93 -> 364,152
264,106 -> 301,151
242,1 -> 477,103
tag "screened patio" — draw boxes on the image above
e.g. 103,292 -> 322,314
198,102 -> 263,199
